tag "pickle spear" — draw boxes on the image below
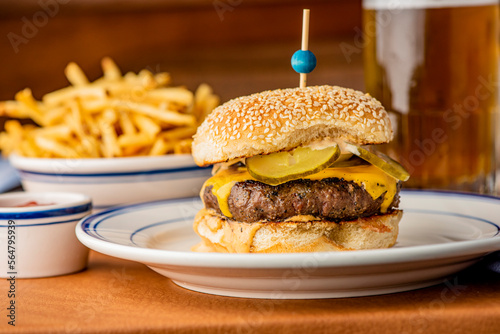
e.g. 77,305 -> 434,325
246,144 -> 341,185
344,142 -> 410,181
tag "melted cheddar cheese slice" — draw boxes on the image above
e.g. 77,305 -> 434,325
202,165 -> 399,219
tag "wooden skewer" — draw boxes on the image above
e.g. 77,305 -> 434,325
300,9 -> 310,88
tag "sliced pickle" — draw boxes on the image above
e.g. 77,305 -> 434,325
335,153 -> 353,163
246,144 -> 341,185
330,155 -> 368,168
344,143 -> 410,181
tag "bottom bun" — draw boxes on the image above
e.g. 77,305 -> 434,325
192,209 -> 402,253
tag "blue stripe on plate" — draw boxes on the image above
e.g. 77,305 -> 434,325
401,188 -> 500,202
405,208 -> 500,236
0,217 -> 84,227
18,168 -> 211,184
0,202 -> 92,220
129,216 -> 195,246
80,198 -> 189,240
17,165 -> 211,178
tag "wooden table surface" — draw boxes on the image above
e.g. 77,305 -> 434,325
2,250 -> 500,333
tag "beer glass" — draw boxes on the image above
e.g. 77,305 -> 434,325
363,0 -> 499,194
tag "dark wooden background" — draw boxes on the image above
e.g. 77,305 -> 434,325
0,0 -> 363,103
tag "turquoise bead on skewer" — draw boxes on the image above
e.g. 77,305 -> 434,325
295,8 -> 313,88
291,50 -> 316,74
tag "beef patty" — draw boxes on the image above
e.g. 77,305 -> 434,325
203,178 -> 401,223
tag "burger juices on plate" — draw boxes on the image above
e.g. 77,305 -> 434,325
191,85 -> 409,253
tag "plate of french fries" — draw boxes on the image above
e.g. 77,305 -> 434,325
0,57 -> 218,158
0,58 -> 219,208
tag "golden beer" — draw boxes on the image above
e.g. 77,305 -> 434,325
363,0 -> 499,193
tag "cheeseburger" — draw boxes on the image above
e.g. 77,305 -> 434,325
191,85 -> 408,253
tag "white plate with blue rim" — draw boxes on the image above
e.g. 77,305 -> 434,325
9,154 -> 211,210
76,190 -> 500,299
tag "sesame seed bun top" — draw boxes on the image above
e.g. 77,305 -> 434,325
192,85 -> 393,166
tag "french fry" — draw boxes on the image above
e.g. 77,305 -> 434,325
4,120 -> 25,135
101,57 -> 122,81
15,89 -> 46,126
161,126 -> 197,141
68,100 -> 84,136
35,124 -> 72,139
43,106 -> 67,126
98,117 -> 121,157
149,137 -> 171,156
0,58 -> 219,158
146,88 -> 193,106
19,137 -> 39,158
117,133 -> 153,148
173,138 -> 193,154
44,86 -> 107,107
0,121 -> 24,155
154,72 -> 171,86
0,101 -> 30,119
118,111 -> 137,135
139,69 -> 164,90
77,136 -> 100,158
193,84 -> 220,125
34,136 -> 79,158
113,100 -> 196,126
131,114 -> 161,139
65,62 -> 89,86
121,146 -> 144,157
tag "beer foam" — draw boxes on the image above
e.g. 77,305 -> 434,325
363,0 -> 498,9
